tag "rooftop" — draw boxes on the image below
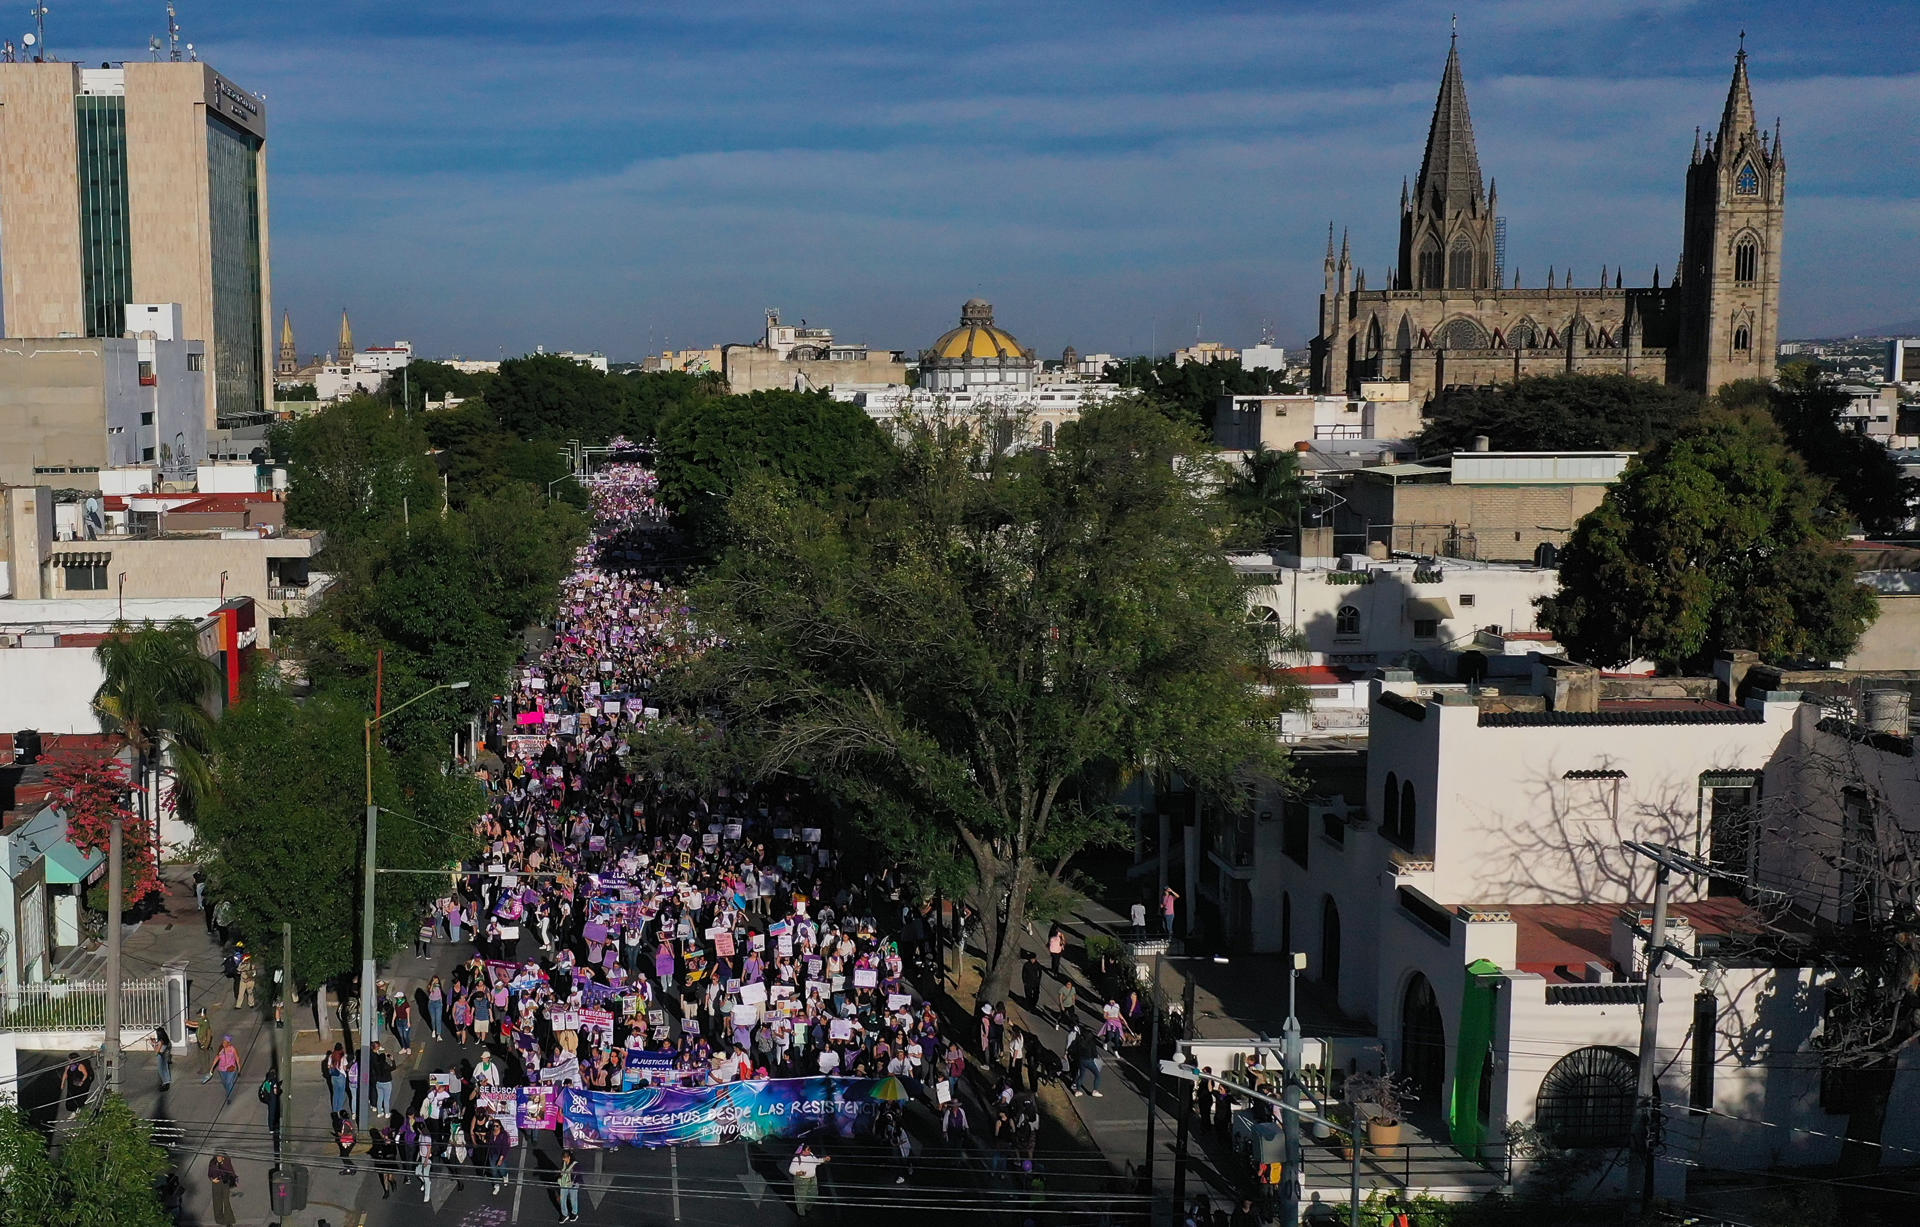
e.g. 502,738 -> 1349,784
1506,898 -> 1764,981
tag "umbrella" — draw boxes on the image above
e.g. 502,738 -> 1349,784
869,1076 -> 909,1103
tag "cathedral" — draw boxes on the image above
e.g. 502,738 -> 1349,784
1312,38 -> 1784,402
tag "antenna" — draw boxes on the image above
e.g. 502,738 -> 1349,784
166,2 -> 181,61
147,34 -> 161,59
2,39 -> 14,62
27,2 -> 45,59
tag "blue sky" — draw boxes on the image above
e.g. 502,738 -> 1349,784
60,0 -> 1920,361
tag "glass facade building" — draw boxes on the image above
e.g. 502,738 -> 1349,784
75,95 -> 133,339
206,113 -> 265,417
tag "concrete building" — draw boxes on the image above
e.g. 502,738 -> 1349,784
0,61 -> 272,425
1214,392 -> 1423,451
1888,338 -> 1920,386
843,380 -> 1123,452
1193,659 -> 1920,1192
0,484 -> 325,647
723,310 -> 906,394
641,346 -> 724,375
1239,343 -> 1288,372
1337,449 -> 1633,562
1173,341 -> 1238,366
919,299 -> 1038,394
1,732 -> 123,986
0,303 -> 208,488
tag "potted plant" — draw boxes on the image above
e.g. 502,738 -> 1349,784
1343,1068 -> 1417,1157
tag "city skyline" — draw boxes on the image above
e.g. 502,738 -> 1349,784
46,0 -> 1920,362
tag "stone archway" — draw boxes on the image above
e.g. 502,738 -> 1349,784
1401,972 -> 1446,1113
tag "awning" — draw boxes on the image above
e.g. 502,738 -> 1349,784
52,551 -> 111,567
42,838 -> 103,885
1406,597 -> 1454,620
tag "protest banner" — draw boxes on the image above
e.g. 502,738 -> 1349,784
559,1077 -> 895,1149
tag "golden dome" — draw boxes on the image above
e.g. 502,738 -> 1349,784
925,298 -> 1031,363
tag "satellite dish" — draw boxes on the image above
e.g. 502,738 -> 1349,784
22,32 -> 35,46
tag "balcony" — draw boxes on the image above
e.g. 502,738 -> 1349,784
265,571 -> 338,617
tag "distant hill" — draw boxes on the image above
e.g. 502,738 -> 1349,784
1789,320 -> 1920,342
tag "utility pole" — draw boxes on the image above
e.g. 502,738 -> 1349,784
103,813 -> 125,1090
1162,1061 -> 1361,1227
1281,951 -> 1307,1227
359,718 -> 378,1131
1143,947 -> 1164,1187
1620,840 -> 1711,1213
1172,972 -> 1198,1208
280,922 -> 293,1159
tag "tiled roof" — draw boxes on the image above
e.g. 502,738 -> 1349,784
1562,768 -> 1627,779
1479,706 -> 1763,728
1545,982 -> 1645,1006
1377,692 -> 1428,722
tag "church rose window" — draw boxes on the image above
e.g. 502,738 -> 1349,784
1437,318 -> 1489,350
1506,323 -> 1536,349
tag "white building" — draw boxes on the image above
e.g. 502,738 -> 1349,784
1194,659 -> 1920,1194
1241,343 -> 1288,372
841,380 -> 1124,451
918,299 -> 1039,394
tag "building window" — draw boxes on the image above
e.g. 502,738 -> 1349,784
1418,245 -> 1443,290
1448,238 -> 1476,290
1413,618 -> 1439,639
64,562 -> 108,591
75,95 -> 133,339
207,114 -> 266,417
1283,803 -> 1309,869
1398,780 -> 1417,846
1336,605 -> 1361,636
1702,772 -> 1761,897
188,352 -> 205,371
140,411 -> 154,425
1535,1046 -> 1638,1148
1458,594 -> 1475,607
1734,240 -> 1758,285
1733,325 -> 1751,353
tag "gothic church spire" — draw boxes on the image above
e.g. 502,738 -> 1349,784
1415,36 -> 1486,214
1718,40 -> 1758,144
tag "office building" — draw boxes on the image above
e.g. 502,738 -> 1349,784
0,61 -> 271,426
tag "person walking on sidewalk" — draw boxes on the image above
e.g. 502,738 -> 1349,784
1047,924 -> 1067,978
151,1027 -> 173,1090
206,1152 -> 239,1227
212,1036 -> 240,1104
486,1117 -> 512,1195
415,1124 -> 437,1202
427,975 -> 447,1039
1160,887 -> 1180,936
557,1149 -> 581,1223
372,1126 -> 399,1199
324,1043 -> 348,1114
59,1052 -> 93,1116
334,1111 -> 359,1174
1071,1032 -> 1103,1097
372,1041 -> 395,1118
392,993 -> 414,1055
1021,953 -> 1044,1013
258,1066 -> 284,1154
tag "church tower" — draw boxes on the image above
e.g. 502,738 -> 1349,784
1398,35 -> 1497,292
338,309 -> 355,365
277,311 -> 298,377
1677,43 -> 1784,393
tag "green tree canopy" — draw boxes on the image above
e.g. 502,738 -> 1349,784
653,394 -> 1291,1003
285,396 -> 440,547
198,683 -> 481,986
0,1095 -> 171,1227
1748,361 -> 1918,537
1101,356 -> 1296,431
92,617 -> 221,828
1413,373 -> 1704,454
653,388 -> 894,547
1223,443 -> 1306,549
489,354 -> 628,441
616,369 -> 725,442
1537,410 -> 1877,671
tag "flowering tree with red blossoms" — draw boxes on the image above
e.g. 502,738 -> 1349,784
46,756 -> 163,908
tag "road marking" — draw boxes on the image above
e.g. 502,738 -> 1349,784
511,1138 -> 529,1221
671,1144 -> 682,1222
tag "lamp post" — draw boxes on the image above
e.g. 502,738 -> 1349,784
1282,951 -> 1308,1227
359,680 -> 468,1129
1142,952 -> 1229,1197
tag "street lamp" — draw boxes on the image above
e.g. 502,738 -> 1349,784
1282,950 -> 1308,1227
358,679 -> 468,1128
1143,951 -> 1229,1196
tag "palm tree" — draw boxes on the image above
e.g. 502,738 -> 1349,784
92,619 -> 221,850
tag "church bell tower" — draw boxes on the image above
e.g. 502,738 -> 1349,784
1677,41 -> 1784,394
1398,34 -> 1497,293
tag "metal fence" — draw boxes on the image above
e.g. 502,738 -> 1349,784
0,978 -> 170,1032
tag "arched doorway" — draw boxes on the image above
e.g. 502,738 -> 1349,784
1401,973 -> 1446,1113
1321,898 -> 1342,996
1534,1046 -> 1638,1148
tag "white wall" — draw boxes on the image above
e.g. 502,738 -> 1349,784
1247,564 -> 1559,670
0,649 -> 108,733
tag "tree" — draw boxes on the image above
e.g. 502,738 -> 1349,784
197,684 -> 481,987
47,755 -> 160,909
1101,356 -> 1295,431
489,354 -> 626,441
1537,410 -> 1876,671
0,1094 -> 171,1227
1755,361 -> 1917,537
653,388 -> 894,547
658,395 -> 1291,1004
615,369 -> 725,441
1223,443 -> 1305,549
285,396 -> 440,547
463,483 -> 589,633
92,618 -> 220,838
1414,373 -> 1703,454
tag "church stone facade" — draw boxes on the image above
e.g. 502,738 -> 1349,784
1313,40 -> 1784,402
